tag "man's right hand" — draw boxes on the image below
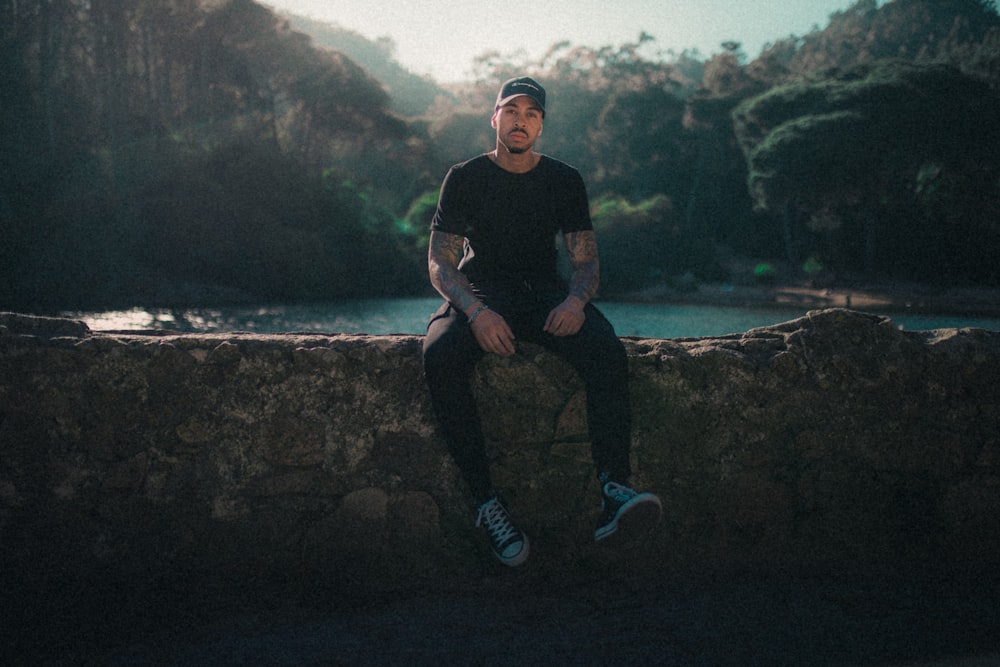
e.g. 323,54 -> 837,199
469,308 -> 516,357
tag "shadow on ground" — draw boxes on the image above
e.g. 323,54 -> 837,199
4,555 -> 998,666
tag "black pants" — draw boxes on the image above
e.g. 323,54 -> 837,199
422,293 -> 632,502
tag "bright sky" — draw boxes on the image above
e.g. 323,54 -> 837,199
264,0 -> 875,82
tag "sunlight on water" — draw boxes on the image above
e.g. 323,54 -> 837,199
62,298 -> 1000,339
77,308 -> 180,330
65,299 -> 444,335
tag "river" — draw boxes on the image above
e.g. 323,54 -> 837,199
61,297 -> 1000,338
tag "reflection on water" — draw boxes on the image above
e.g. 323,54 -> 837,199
62,298 -> 1000,339
66,299 -> 446,335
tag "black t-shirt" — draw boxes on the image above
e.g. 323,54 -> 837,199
430,154 -> 593,297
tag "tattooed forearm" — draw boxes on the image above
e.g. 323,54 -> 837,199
564,231 -> 600,303
428,231 -> 481,313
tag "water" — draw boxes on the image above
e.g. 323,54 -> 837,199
62,298 -> 1000,338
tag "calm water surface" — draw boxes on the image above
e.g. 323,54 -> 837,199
64,298 -> 1000,339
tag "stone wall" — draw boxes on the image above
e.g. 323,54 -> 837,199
2,309 -> 999,597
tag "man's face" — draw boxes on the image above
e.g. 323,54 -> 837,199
492,96 -> 544,154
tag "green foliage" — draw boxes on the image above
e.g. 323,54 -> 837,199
133,138 -> 424,303
590,194 -> 723,292
4,0 -> 1000,312
734,59 -> 1000,282
427,112 -> 495,177
802,256 -> 825,276
399,191 -> 440,254
753,262 -> 778,283
0,0 -> 426,309
591,195 -> 668,292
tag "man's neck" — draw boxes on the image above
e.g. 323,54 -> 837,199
490,147 -> 540,174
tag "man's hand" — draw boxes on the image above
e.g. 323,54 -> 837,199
470,307 -> 516,356
544,296 -> 586,337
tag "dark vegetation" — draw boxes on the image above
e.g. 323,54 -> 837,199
2,0 -> 999,310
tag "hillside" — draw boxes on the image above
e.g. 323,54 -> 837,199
279,12 -> 455,117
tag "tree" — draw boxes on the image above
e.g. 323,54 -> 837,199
590,87 -> 686,199
780,0 -> 1000,75
733,60 -> 1000,282
1,0 -> 428,309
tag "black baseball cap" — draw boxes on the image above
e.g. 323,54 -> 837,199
495,76 -> 546,114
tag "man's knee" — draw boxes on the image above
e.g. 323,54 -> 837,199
423,328 -> 479,381
580,320 -> 626,358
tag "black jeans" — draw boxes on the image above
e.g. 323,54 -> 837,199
422,292 -> 632,502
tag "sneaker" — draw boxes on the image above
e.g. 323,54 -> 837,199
595,480 -> 662,543
475,496 -> 529,566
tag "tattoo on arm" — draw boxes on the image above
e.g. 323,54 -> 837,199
428,231 -> 480,313
564,231 -> 600,303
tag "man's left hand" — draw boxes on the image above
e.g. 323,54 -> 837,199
544,297 -> 586,337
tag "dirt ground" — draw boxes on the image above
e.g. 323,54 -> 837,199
8,557 -> 997,666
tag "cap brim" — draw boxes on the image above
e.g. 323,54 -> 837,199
496,94 -> 545,111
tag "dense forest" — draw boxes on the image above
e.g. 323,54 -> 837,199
2,0 -> 999,310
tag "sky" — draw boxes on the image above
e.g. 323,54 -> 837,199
263,0 -> 875,82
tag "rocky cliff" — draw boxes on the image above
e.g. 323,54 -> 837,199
2,309 -> 998,599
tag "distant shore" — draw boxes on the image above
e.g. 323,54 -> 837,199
620,281 -> 1000,319
22,281 -> 1000,325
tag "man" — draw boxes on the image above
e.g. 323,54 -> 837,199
422,76 -> 660,567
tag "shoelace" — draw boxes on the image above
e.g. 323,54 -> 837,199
603,481 -> 637,505
476,498 -> 518,545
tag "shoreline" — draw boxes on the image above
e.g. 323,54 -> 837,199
19,283 -> 1000,327
618,282 -> 1000,319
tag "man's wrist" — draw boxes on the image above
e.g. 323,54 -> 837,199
467,303 -> 490,324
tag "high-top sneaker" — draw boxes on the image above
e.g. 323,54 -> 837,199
595,479 -> 662,543
476,495 -> 529,566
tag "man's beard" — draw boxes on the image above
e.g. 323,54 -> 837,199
500,137 -> 528,154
